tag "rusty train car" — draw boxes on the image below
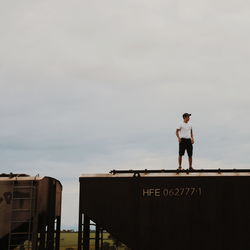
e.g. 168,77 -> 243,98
78,169 -> 250,250
0,174 -> 62,250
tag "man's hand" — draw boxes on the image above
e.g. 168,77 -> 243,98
191,138 -> 195,144
176,129 -> 181,143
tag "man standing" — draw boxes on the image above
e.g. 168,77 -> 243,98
176,113 -> 194,170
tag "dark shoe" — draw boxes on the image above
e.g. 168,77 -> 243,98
177,166 -> 183,171
189,167 -> 194,171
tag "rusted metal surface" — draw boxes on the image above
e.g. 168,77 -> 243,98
79,169 -> 250,250
0,174 -> 62,250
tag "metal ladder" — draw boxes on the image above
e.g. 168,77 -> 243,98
8,179 -> 37,250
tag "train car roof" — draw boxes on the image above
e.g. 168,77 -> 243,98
0,174 -> 62,187
0,175 -> 43,181
80,169 -> 250,178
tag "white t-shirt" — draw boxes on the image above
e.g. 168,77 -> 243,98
177,122 -> 192,139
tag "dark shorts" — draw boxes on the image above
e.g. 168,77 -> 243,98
179,138 -> 193,157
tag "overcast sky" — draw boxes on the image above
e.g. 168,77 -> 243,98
1,0 -> 250,229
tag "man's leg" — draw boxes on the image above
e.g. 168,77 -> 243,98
178,139 -> 184,170
187,140 -> 193,170
178,156 -> 182,169
188,157 -> 193,169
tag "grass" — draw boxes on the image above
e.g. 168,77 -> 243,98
11,232 -> 128,250
60,232 -> 129,250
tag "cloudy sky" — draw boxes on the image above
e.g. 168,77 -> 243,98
1,0 -> 250,229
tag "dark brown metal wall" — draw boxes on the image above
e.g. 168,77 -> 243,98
79,174 -> 250,250
0,176 -> 62,250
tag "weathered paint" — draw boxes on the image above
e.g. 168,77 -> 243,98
0,175 -> 62,250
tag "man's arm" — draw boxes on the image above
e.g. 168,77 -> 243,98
191,129 -> 194,144
176,129 -> 181,143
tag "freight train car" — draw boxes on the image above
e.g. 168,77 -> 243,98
78,169 -> 250,250
0,174 -> 62,250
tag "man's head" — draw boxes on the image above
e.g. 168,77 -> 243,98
183,113 -> 191,122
